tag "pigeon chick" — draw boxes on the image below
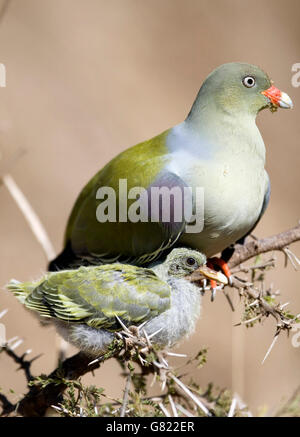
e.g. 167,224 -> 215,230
8,248 -> 227,356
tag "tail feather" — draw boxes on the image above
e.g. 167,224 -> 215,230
7,279 -> 42,304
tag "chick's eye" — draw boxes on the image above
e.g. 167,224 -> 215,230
242,76 -> 256,88
186,257 -> 196,266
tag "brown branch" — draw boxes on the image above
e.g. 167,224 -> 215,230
17,352 -> 102,417
119,372 -> 131,417
228,224 -> 300,269
0,393 -> 15,416
2,346 -> 41,383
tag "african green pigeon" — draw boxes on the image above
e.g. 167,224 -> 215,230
49,63 -> 292,280
8,248 -> 227,355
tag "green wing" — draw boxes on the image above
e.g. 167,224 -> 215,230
9,265 -> 171,331
58,129 -> 186,267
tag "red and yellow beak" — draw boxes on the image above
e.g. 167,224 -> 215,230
187,265 -> 229,285
261,85 -> 293,109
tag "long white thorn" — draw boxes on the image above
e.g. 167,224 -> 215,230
170,374 -> 211,417
137,320 -> 148,331
166,352 -> 187,358
158,402 -> 171,417
88,355 -> 104,366
10,339 -> 24,350
142,328 -> 152,347
115,315 -> 130,332
0,309 -> 8,319
7,336 -> 18,344
148,327 -> 163,339
228,396 -> 237,417
160,356 -> 169,368
175,403 -> 195,417
168,395 -> 178,417
262,333 -> 280,364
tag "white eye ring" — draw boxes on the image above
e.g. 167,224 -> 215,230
242,76 -> 256,88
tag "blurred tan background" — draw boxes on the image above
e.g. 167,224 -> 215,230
0,0 -> 299,415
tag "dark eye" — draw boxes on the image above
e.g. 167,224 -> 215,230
186,257 -> 196,266
242,76 -> 256,88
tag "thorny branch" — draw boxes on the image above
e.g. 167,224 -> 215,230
1,223 -> 300,416
226,224 -> 300,363
228,223 -> 300,269
2,345 -> 39,383
16,351 -> 105,417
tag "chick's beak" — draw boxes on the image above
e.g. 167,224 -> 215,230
261,85 -> 293,109
187,265 -> 228,285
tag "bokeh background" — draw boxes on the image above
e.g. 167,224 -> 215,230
0,0 -> 299,415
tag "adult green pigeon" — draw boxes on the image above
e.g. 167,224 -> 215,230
49,62 -> 293,284
8,248 -> 227,355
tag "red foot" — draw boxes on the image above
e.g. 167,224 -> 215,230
207,257 -> 233,301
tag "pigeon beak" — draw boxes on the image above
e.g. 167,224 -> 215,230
261,85 -> 293,109
187,266 -> 229,285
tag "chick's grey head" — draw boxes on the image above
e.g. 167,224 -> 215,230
164,248 -> 207,278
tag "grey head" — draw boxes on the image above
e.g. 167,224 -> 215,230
187,62 -> 292,121
164,247 -> 207,278
153,247 -> 229,286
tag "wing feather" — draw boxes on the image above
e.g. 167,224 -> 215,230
19,265 -> 171,330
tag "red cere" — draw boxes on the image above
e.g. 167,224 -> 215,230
262,85 -> 282,105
